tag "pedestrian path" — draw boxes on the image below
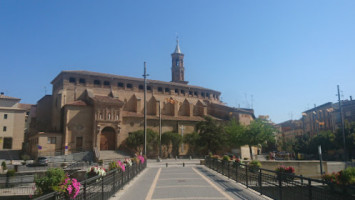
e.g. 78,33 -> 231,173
110,161 -> 270,200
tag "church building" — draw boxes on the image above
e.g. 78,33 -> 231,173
27,41 -> 255,159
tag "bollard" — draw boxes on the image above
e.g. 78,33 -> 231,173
175,156 -> 177,160
183,162 -> 185,167
189,156 -> 192,160
166,163 -> 168,167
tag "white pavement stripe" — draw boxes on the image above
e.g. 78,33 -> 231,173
153,197 -> 228,200
156,185 -> 212,189
160,172 -> 196,175
145,168 -> 162,200
158,178 -> 200,180
192,167 -> 234,200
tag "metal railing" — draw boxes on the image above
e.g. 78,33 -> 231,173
205,157 -> 355,200
0,174 -> 35,197
33,161 -> 147,200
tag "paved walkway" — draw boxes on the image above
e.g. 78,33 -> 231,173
110,160 -> 270,200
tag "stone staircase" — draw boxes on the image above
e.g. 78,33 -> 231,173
98,150 -> 132,161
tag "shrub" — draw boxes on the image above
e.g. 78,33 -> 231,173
21,154 -> 31,161
234,158 -> 244,167
249,160 -> 261,167
322,167 -> 355,186
322,173 -> 337,183
6,169 -> 15,177
98,160 -> 103,165
222,155 -> 230,161
109,161 -> 118,171
248,160 -> 261,172
131,157 -> 139,165
275,165 -> 295,174
243,157 -> 248,160
1,161 -> 7,170
35,168 -> 66,195
211,155 -> 219,159
341,167 -> 355,185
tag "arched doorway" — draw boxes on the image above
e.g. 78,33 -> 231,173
100,127 -> 116,150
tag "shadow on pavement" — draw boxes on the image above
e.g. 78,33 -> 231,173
195,166 -> 265,200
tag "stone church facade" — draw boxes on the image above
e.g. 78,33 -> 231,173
27,41 -> 255,158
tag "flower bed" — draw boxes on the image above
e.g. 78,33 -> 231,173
57,176 -> 81,199
33,156 -> 147,199
275,165 -> 295,182
86,166 -> 107,178
322,167 -> 355,195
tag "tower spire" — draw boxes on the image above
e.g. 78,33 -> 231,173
174,37 -> 181,54
171,38 -> 188,84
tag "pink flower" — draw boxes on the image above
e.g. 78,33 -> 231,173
71,178 -> 77,185
67,185 -> 73,195
138,155 -> 145,164
73,188 -> 80,198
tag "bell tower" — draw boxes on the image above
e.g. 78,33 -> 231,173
171,39 -> 188,84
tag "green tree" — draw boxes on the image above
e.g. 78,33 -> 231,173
183,132 -> 201,156
224,119 -> 246,148
335,121 -> 355,160
161,132 -> 182,157
279,138 -> 295,153
244,119 -> 276,160
125,129 -> 158,156
309,130 -> 336,155
293,134 -> 311,154
196,116 -> 228,154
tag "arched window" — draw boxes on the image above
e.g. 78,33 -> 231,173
94,80 -> 101,86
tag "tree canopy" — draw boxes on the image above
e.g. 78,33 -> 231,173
196,116 -> 227,154
161,132 -> 182,157
125,129 -> 158,156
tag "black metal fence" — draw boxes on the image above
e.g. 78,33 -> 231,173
205,158 -> 355,200
33,161 -> 147,200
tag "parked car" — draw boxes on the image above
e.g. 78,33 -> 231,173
37,157 -> 48,166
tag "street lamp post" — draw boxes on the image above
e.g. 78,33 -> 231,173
318,145 -> 323,175
158,100 -> 162,159
180,125 -> 184,154
337,85 -> 347,162
143,62 -> 149,156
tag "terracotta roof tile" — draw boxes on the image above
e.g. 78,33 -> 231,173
66,100 -> 87,106
0,94 -> 20,100
93,95 -> 124,105
18,103 -> 34,110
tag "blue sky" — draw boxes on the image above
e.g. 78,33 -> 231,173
1,1 -> 354,123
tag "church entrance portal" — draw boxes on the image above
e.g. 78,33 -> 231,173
100,127 -> 116,150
